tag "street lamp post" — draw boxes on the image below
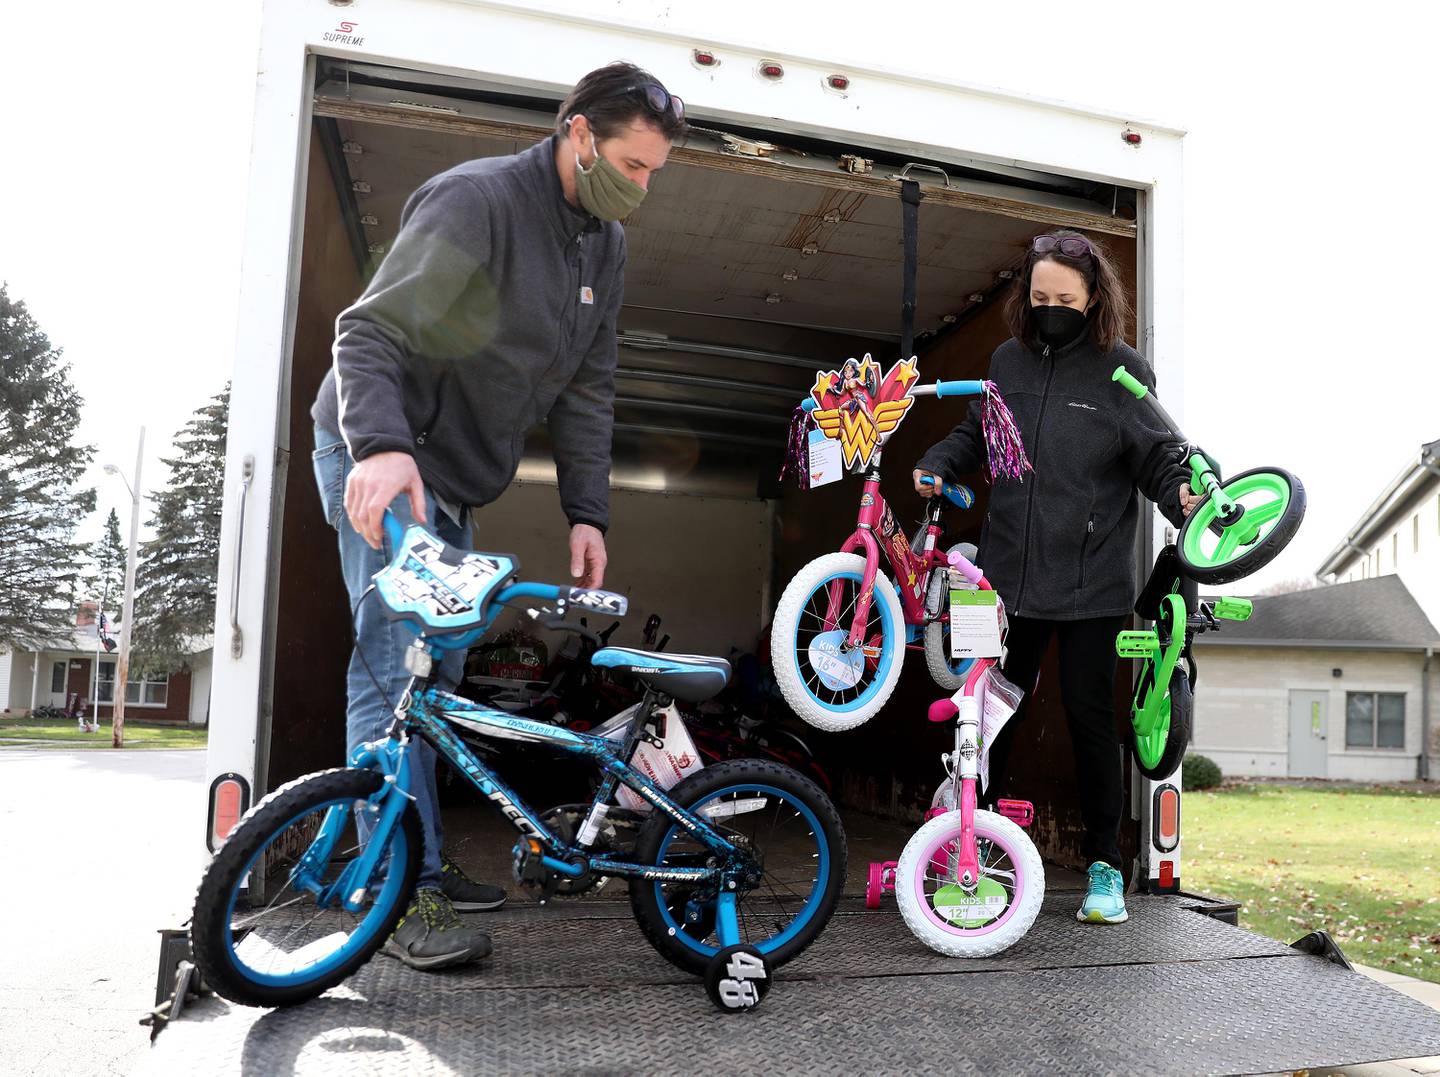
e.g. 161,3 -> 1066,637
104,427 -> 144,749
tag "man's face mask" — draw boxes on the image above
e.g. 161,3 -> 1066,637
574,127 -> 647,221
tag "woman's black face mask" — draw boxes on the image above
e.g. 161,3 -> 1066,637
1032,304 -> 1087,348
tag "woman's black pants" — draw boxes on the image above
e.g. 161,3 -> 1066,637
985,613 -> 1128,870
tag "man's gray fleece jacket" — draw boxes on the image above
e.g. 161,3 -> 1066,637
917,335 -> 1189,621
312,135 -> 623,532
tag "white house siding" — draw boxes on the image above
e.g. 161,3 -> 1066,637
1340,489 -> 1440,630
0,651 -> 10,711
1190,645 -> 1436,782
4,651 -> 39,713
187,652 -> 212,726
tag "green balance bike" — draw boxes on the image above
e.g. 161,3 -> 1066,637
1111,366 -> 1305,778
1117,545 -> 1255,779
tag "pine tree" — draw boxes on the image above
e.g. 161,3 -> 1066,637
0,284 -> 96,651
91,508 -> 127,618
131,385 -> 229,673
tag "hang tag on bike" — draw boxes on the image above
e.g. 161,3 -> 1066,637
949,589 -> 1002,659
807,429 -> 842,488
979,666 -> 1023,793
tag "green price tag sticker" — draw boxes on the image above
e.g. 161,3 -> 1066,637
950,589 -> 998,607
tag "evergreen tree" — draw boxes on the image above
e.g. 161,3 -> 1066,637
132,385 -> 229,673
0,284 -> 95,651
91,508 -> 127,616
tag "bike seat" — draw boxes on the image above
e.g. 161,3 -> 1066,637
590,647 -> 731,703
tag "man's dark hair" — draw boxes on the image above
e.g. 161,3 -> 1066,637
556,62 -> 687,142
1004,229 -> 1133,353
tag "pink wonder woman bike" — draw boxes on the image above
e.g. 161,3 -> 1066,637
772,370 -> 1028,732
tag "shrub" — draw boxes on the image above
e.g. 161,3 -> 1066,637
1183,753 -> 1222,790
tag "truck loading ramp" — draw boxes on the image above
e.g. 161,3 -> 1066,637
144,885 -> 1440,1075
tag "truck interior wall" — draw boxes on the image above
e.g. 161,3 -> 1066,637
267,133 -> 363,789
470,483 -> 772,659
771,227 -> 1140,871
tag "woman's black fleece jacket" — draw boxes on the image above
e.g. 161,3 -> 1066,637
917,334 -> 1189,620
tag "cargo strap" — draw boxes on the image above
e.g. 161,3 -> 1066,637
900,178 -> 921,362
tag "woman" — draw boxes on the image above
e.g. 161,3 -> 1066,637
913,230 -> 1198,925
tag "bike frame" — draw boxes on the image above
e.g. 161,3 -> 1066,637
305,653 -> 754,938
829,449 -> 955,649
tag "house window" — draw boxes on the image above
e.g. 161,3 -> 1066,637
1345,692 -> 1405,749
51,662 -> 67,694
95,661 -> 169,706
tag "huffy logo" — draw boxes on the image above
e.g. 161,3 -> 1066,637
324,21 -> 365,46
673,752 -> 695,770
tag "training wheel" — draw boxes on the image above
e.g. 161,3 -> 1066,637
704,944 -> 772,1014
865,861 -> 898,909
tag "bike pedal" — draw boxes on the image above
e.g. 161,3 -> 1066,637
1115,630 -> 1160,659
1212,596 -> 1253,622
996,799 -> 1034,828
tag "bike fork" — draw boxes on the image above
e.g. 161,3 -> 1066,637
948,697 -> 982,887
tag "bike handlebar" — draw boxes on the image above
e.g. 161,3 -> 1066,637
1111,366 -> 1148,400
934,379 -> 986,398
946,547 -> 985,586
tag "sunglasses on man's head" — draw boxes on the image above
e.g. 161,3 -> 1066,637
1032,235 -> 1094,258
624,81 -> 684,122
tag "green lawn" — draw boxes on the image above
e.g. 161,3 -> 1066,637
0,716 -> 207,750
1187,782 -> 1440,984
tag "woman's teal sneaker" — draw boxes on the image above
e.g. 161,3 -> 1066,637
1076,861 -> 1128,923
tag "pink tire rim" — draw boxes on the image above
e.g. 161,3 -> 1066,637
910,820 -> 1026,938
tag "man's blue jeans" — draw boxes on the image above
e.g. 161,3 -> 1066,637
311,424 -> 470,891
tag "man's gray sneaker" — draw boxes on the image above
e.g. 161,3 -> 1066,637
441,852 -> 507,912
382,888 -> 492,970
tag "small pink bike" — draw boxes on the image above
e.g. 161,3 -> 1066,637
771,357 -> 1028,732
867,548 -> 1046,957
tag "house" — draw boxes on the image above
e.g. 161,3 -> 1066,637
0,605 -> 212,725
1189,576 -> 1438,782
1316,438 -> 1440,628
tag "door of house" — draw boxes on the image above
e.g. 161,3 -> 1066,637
65,658 -> 92,715
1288,690 -> 1329,778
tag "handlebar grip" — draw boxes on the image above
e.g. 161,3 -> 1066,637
946,548 -> 984,585
1112,366 -> 1149,400
801,397 -> 819,412
566,587 -> 629,616
934,379 -> 986,398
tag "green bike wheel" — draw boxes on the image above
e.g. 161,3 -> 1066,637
1178,467 -> 1305,585
1129,668 -> 1192,781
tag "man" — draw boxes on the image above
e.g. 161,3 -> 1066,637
310,62 -> 684,970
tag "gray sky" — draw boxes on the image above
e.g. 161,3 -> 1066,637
3,0 -> 1435,592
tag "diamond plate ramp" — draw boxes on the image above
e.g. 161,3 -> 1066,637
145,896 -> 1440,1075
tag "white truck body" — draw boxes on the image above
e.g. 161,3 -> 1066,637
206,0 -> 1186,886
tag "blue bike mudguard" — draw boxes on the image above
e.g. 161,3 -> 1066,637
918,474 -> 976,510
373,510 -> 518,636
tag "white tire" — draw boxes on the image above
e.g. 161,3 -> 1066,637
894,808 -> 1045,958
922,543 -> 978,690
770,552 -> 906,732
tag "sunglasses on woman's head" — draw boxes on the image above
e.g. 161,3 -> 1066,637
623,82 -> 684,122
1032,235 -> 1094,258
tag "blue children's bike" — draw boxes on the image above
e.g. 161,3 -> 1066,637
191,511 -> 845,1010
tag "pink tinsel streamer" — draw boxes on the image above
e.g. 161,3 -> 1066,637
779,404 -> 814,489
981,382 -> 1032,483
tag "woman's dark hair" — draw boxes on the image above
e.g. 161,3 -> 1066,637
556,62 -> 687,142
1004,229 -> 1132,352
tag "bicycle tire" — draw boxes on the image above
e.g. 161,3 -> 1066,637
191,767 -> 421,1007
628,759 -> 846,974
1178,467 -> 1306,585
1129,668 -> 1192,781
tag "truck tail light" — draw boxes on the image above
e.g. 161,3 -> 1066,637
693,49 -> 717,67
827,74 -> 850,91
208,773 -> 251,851
1153,783 -> 1180,853
759,61 -> 784,79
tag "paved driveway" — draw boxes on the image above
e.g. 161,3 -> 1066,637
0,748 -> 206,1075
